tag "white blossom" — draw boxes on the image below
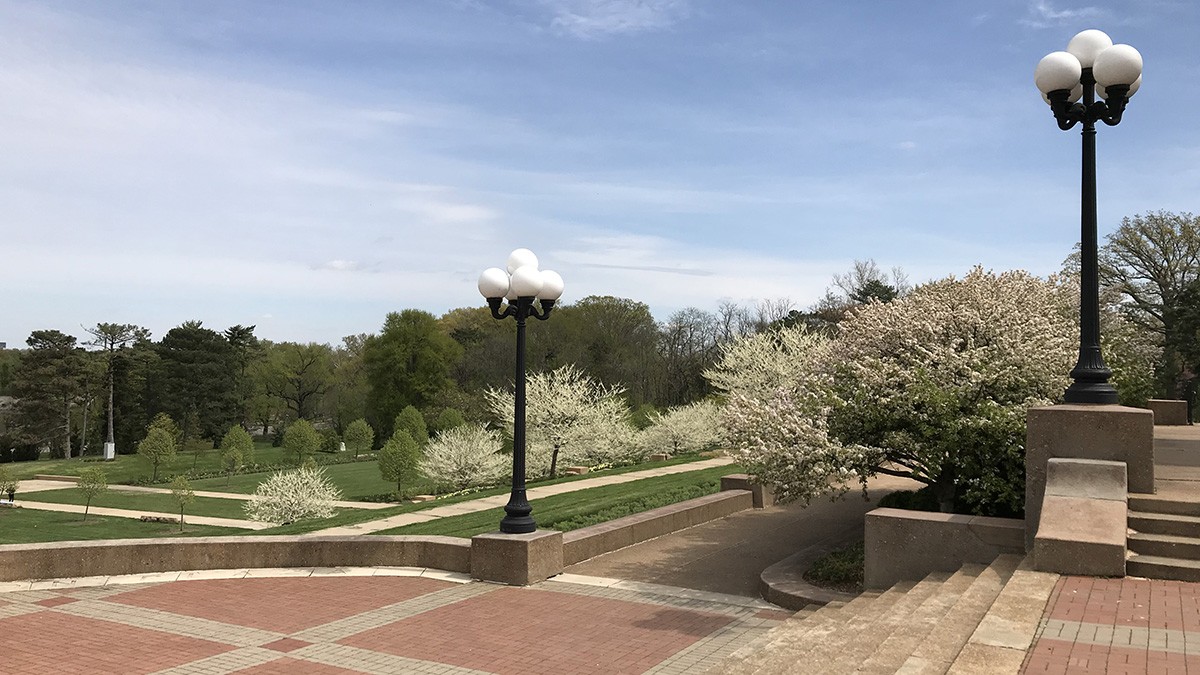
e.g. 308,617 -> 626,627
420,424 -> 508,490
638,400 -> 723,456
244,466 -> 342,524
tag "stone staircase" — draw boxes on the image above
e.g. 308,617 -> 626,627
707,553 -> 1057,674
1128,486 -> 1200,581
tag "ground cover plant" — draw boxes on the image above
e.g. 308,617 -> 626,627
370,463 -> 738,538
803,542 -> 864,593
0,508 -> 243,544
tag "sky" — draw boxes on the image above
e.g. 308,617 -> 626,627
2,0 -> 1197,346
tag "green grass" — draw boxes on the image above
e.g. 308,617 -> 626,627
188,459 -> 423,499
0,507 -> 245,544
370,463 -> 739,538
17,488 -> 260,520
256,453 -> 724,535
4,440 -> 293,484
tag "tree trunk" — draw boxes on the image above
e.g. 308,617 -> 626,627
63,397 -> 72,459
549,444 -> 560,479
933,471 -> 956,513
107,366 -> 115,445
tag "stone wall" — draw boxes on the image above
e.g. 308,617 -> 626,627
864,508 -> 1025,590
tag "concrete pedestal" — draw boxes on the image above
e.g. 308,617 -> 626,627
470,530 -> 563,586
720,474 -> 774,508
103,442 -> 115,461
1149,399 -> 1189,426
1025,404 -> 1152,550
1033,458 -> 1128,577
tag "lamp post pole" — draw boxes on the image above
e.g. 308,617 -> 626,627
1035,29 -> 1142,404
478,250 -> 565,534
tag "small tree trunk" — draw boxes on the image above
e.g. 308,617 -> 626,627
549,444 -> 561,479
179,506 -> 185,532
83,499 -> 90,521
64,398 -> 73,459
933,471 -> 956,513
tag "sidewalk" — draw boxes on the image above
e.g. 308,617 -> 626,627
9,500 -> 273,530
16,480 -> 393,510
310,457 -> 736,536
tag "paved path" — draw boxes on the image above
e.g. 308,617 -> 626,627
9,501 -> 273,530
309,457 -> 736,536
17,480 -> 393,510
0,566 -> 791,675
1023,575 -> 1200,674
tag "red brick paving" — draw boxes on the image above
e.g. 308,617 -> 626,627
232,657 -> 368,674
107,576 -> 454,633
1026,576 -> 1200,674
263,637 -> 313,652
0,610 -> 231,674
34,595 -> 79,608
339,586 -> 734,675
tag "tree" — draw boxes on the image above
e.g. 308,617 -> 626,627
259,342 -> 333,420
1100,211 -> 1200,398
420,424 -> 507,490
219,425 -> 254,484
170,475 -> 194,531
224,324 -> 261,427
137,426 -> 177,482
155,321 -> 240,442
433,408 -> 467,433
363,310 -> 462,439
550,296 -> 661,406
0,466 -> 17,502
11,330 -> 83,458
77,467 -> 108,521
378,430 -> 422,496
394,406 -> 428,446
640,401 -> 723,456
658,308 -> 719,406
486,364 -> 635,478
716,268 -> 1089,515
83,323 -> 149,456
325,334 -> 371,432
342,418 -> 374,459
282,419 -> 321,465
244,466 -> 342,523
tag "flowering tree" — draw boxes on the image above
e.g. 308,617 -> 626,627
244,465 -> 342,524
486,364 -> 636,477
420,424 -> 507,490
170,475 -> 194,532
639,400 -> 723,456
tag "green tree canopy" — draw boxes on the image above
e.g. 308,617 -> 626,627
342,418 -> 375,458
378,430 -> 422,495
282,419 -> 321,464
137,426 -> 177,482
363,310 -> 462,438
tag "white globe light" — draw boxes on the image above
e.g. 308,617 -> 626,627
1041,82 -> 1082,106
1067,29 -> 1113,68
1096,75 -> 1140,100
509,265 -> 544,297
1093,44 -> 1142,87
505,286 -> 518,301
537,270 -> 565,300
1035,51 -> 1082,94
506,248 -> 539,274
477,267 -> 509,299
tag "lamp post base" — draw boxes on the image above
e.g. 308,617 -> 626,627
1063,381 -> 1120,404
499,515 -> 537,534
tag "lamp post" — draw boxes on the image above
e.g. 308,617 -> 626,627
478,249 -> 565,534
1035,29 -> 1143,404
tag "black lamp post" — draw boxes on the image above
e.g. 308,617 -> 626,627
478,249 -> 565,534
1036,29 -> 1143,404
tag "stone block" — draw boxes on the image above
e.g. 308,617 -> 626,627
720,473 -> 775,508
563,466 -> 589,475
1025,404 -> 1152,549
649,453 -> 670,462
864,508 -> 1025,590
1034,496 -> 1126,576
1149,399 -> 1190,426
470,530 -> 563,586
1044,457 -> 1128,501
409,495 -> 436,502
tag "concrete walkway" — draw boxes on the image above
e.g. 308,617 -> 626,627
17,480 -> 393,510
309,457 -> 736,536
9,500 -> 273,530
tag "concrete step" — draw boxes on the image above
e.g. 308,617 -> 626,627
1130,492 -> 1200,518
1128,510 -> 1200,538
1128,532 -> 1200,560
893,554 -> 1022,675
711,584 -> 914,674
1127,553 -> 1200,582
802,572 -> 950,671
853,565 -> 984,675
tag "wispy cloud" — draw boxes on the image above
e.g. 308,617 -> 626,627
539,0 -> 691,39
1020,1 -> 1107,29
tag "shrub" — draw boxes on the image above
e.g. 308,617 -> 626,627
420,424 -> 507,491
639,401 -> 723,456
342,418 -> 375,458
282,419 -> 321,464
378,431 -> 422,496
244,466 -> 342,524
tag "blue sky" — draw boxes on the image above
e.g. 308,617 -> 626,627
2,0 -> 1197,346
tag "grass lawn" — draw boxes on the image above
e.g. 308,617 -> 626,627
188,459 -> 426,499
0,507 -> 245,544
369,463 -> 739,538
17,489 -> 261,520
257,453 -> 727,535
5,442 -> 358,485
